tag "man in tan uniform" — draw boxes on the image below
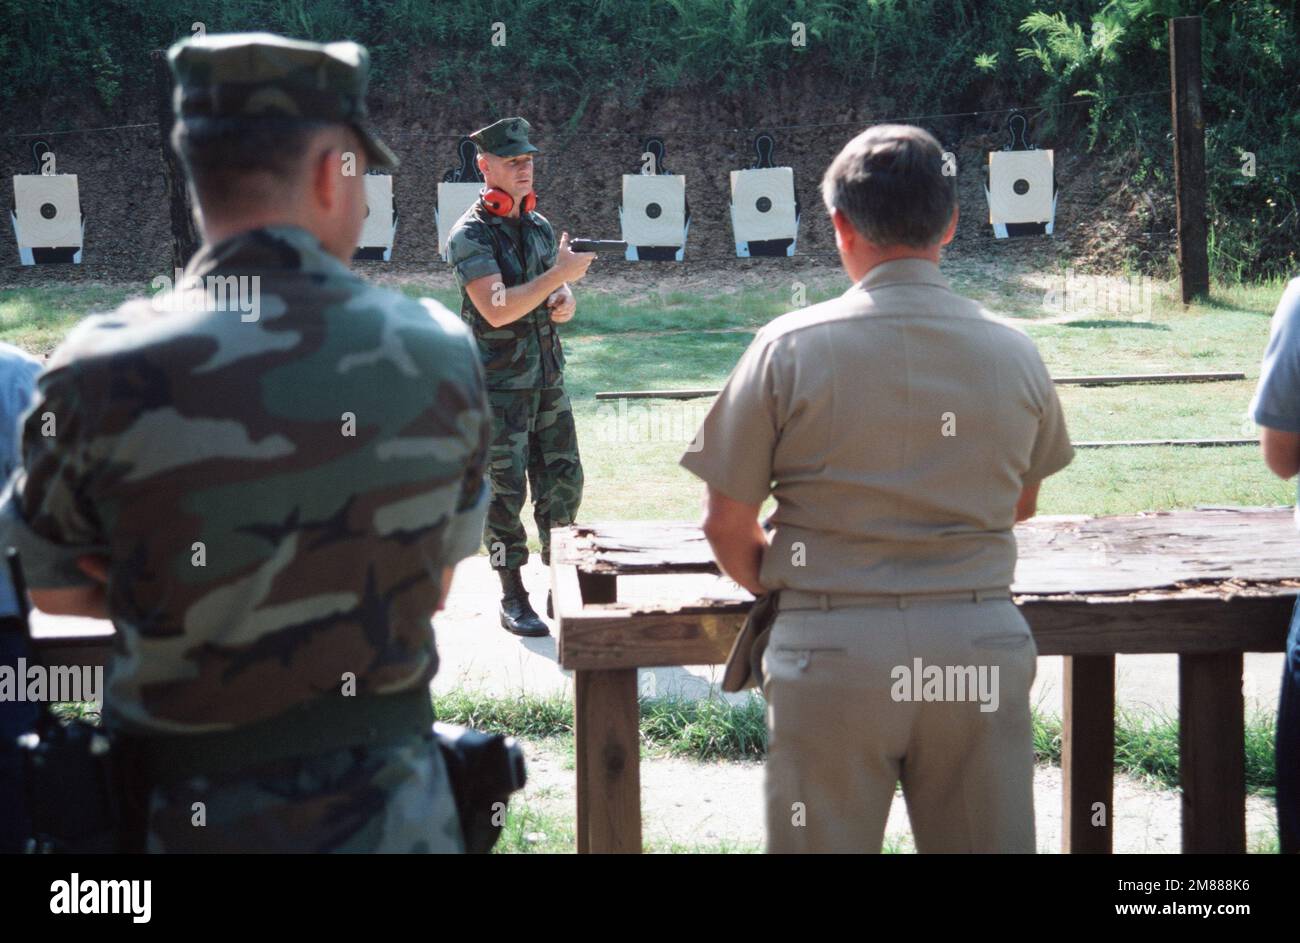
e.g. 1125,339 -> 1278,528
681,124 -> 1073,853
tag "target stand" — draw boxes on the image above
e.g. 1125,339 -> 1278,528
12,173 -> 83,265
730,134 -> 799,257
985,112 -> 1057,239
437,137 -> 486,260
620,139 -> 689,261
354,173 -> 397,261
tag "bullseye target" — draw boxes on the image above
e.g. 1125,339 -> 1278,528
12,174 -> 83,264
986,149 -> 1056,238
619,174 -> 687,261
730,167 -> 798,257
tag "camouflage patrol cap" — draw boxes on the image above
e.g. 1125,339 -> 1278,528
168,32 -> 399,172
469,117 -> 539,157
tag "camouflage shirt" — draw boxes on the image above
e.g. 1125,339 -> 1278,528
446,200 -> 565,390
0,225 -> 491,736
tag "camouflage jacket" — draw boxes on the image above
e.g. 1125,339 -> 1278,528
446,200 -> 565,390
0,225 -> 491,736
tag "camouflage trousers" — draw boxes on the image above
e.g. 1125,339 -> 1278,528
145,732 -> 463,853
485,386 -> 583,569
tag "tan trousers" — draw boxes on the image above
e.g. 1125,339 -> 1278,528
760,596 -> 1038,853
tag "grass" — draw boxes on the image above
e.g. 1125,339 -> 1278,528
639,693 -> 768,761
1033,705 -> 1278,795
432,688 -> 768,762
431,688 -> 573,739
433,687 -> 1278,794
0,284 -> 140,353
493,801 -> 576,854
553,267 -> 1293,526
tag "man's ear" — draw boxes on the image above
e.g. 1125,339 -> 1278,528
312,140 -> 343,213
940,205 -> 959,245
186,182 -> 208,239
830,207 -> 854,251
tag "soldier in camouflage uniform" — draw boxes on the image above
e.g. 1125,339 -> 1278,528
0,33 -> 489,852
446,117 -> 594,637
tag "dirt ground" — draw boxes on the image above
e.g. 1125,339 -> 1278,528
516,737 -> 1278,854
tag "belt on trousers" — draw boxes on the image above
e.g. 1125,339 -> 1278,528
778,587 -> 1013,611
117,686 -> 434,786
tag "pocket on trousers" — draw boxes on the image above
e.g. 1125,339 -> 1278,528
761,646 -> 845,704
767,645 -> 847,673
969,605 -> 1036,653
966,615 -> 1038,689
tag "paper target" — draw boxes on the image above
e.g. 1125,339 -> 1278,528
436,182 -> 483,260
730,167 -> 798,257
986,149 -> 1056,237
355,174 -> 396,261
620,174 -> 687,260
12,174 -> 82,264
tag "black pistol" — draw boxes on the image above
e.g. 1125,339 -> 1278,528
568,239 -> 627,254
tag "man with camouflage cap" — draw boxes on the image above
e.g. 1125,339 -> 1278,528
447,117 -> 594,637
0,33 -> 487,853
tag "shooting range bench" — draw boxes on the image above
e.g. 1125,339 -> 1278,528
550,506 -> 1296,854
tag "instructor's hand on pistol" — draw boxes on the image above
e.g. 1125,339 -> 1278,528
553,231 -> 595,284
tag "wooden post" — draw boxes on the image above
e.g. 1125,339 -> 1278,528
574,669 -> 642,853
151,49 -> 199,272
1179,652 -> 1246,852
1061,654 -> 1115,853
1169,17 -> 1209,302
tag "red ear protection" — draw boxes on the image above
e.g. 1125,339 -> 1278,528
480,187 -> 537,216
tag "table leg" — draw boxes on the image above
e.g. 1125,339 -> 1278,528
1061,654 -> 1115,853
575,688 -> 589,855
574,668 -> 642,853
1179,652 -> 1246,853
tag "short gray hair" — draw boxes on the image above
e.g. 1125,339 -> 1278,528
820,124 -> 956,249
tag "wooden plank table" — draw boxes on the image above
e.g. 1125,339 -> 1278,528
551,506 -> 1297,854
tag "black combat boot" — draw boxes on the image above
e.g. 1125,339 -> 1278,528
498,568 -> 549,637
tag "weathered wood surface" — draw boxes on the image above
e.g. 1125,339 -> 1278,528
1073,438 -> 1255,449
552,509 -> 1297,668
557,592 -> 1293,669
594,372 -> 1246,401
555,507 -> 1300,597
1053,371 -> 1244,386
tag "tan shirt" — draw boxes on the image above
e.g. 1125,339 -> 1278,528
680,258 -> 1074,594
